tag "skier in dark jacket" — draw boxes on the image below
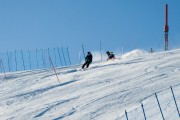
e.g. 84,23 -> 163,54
106,51 -> 115,60
82,52 -> 93,68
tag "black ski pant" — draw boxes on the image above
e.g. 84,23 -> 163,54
82,61 -> 91,68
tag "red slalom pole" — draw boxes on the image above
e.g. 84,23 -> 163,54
164,4 -> 169,51
49,56 -> 60,83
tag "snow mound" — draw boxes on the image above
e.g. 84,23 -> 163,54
120,49 -> 148,59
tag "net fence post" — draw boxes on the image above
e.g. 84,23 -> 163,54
170,86 -> 180,118
100,40 -> 102,62
35,49 -> 39,69
21,50 -> 25,70
67,47 -> 71,65
155,93 -> 165,120
82,44 -> 85,59
15,50 -> 18,71
0,59 -> 2,73
43,49 -> 46,68
0,58 -> 7,79
125,110 -> 128,120
41,48 -> 45,68
28,49 -> 32,70
141,103 -> 147,120
7,51 -> 11,72
61,47 -> 67,66
48,48 -> 51,68
53,48 -> 57,67
57,47 -> 63,67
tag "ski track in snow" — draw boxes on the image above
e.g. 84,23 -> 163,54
0,49 -> 180,120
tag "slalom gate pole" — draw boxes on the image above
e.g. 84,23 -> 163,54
155,93 -> 165,120
21,50 -> 25,70
170,86 -> 180,118
15,50 -> 17,71
0,59 -> 7,79
125,110 -> 129,120
141,103 -> 147,120
28,50 -> 32,70
49,56 -> 60,83
61,47 -> 67,66
67,47 -> 71,65
57,47 -> 63,66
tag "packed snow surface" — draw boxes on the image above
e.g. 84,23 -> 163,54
0,49 -> 180,120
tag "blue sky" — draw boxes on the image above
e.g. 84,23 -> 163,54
0,0 -> 180,64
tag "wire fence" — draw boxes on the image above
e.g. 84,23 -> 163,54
118,84 -> 180,120
0,47 -> 71,73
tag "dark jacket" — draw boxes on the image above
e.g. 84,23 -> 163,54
107,52 -> 115,59
85,53 -> 93,62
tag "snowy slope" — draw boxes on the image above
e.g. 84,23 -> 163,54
0,49 -> 180,120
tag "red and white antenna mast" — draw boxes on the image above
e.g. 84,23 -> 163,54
164,4 -> 169,51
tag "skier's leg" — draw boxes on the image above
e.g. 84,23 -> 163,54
82,61 -> 87,68
86,61 -> 91,68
